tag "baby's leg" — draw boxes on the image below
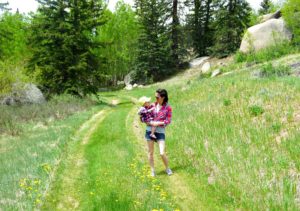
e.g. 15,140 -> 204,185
150,126 -> 157,139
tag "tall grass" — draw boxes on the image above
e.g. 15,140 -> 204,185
0,105 -> 104,210
127,68 -> 300,209
0,94 -> 96,135
235,42 -> 299,64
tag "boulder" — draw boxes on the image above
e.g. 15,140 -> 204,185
133,83 -> 138,88
1,83 -> 46,106
201,62 -> 211,73
117,81 -> 125,86
138,85 -> 144,88
189,56 -> 210,68
124,84 -> 133,91
211,69 -> 221,78
240,18 -> 292,53
260,10 -> 281,23
124,71 -> 134,86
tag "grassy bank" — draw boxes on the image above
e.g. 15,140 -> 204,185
124,59 -> 300,209
0,94 -> 96,136
0,105 -> 104,210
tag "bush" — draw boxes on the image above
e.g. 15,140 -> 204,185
260,63 -> 291,77
282,0 -> 300,45
249,105 -> 264,116
0,60 -> 29,96
235,42 -> 298,64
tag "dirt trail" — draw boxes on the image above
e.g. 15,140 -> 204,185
128,105 -> 204,211
45,108 -> 110,210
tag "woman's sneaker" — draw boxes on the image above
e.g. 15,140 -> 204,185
166,168 -> 173,176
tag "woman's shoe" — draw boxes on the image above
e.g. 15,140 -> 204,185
166,168 -> 173,176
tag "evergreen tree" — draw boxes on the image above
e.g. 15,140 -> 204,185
28,0 -> 106,97
0,1 -> 9,11
210,0 -> 251,58
171,0 -> 180,67
96,2 -> 141,86
134,0 -> 172,83
186,0 -> 215,56
258,0 -> 273,15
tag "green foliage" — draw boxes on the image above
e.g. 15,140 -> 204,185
210,0 -> 252,58
235,42 -> 299,63
282,0 -> 300,45
260,63 -> 291,77
134,0 -> 173,83
258,0 -> 273,15
28,0 -> 106,97
0,12 -> 30,61
186,0 -> 215,56
0,60 -> 29,96
249,105 -> 264,116
223,99 -> 231,106
95,2 -> 141,86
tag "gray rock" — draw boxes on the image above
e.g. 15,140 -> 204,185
124,71 -> 134,86
1,83 -> 46,105
251,70 -> 263,78
133,83 -> 138,88
138,85 -> 144,88
124,84 -> 133,91
260,10 -> 281,23
189,56 -> 210,68
201,62 -> 211,73
240,18 -> 292,53
117,81 -> 125,86
211,69 -> 221,78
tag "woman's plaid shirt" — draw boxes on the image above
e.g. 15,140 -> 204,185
153,102 -> 172,127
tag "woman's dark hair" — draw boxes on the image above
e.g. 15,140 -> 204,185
156,89 -> 168,105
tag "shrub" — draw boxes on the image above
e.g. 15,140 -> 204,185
249,105 -> 264,116
260,63 -> 291,77
282,0 -> 300,45
223,99 -> 231,106
235,42 -> 298,64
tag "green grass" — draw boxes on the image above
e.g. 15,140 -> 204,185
42,101 -> 178,210
235,42 -> 299,64
1,53 -> 300,210
0,105 -> 104,210
0,94 -> 96,135
125,67 -> 300,209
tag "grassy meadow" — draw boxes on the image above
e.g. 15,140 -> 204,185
1,53 -> 300,210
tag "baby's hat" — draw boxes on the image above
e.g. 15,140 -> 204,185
138,96 -> 151,105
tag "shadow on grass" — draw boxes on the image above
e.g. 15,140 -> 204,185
156,164 -> 189,176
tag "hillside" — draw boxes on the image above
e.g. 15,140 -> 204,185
1,53 -> 300,210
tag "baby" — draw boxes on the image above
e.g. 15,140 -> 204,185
138,96 -> 157,139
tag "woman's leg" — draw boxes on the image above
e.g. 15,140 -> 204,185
147,140 -> 155,171
157,140 -> 169,169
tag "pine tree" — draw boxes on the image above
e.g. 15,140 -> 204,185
0,1 -> 9,11
171,0 -> 180,67
258,0 -> 273,15
28,0 -> 106,97
210,0 -> 251,58
134,0 -> 172,83
186,0 -> 214,56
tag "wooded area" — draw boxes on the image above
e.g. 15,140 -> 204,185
0,0 -> 298,97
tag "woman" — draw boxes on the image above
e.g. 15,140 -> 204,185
145,89 -> 173,177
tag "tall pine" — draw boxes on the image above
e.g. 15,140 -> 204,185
210,0 -> 251,58
134,0 -> 172,83
28,0 -> 106,97
258,0 -> 273,15
186,0 -> 215,56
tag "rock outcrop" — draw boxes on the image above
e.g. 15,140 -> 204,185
240,11 -> 292,53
